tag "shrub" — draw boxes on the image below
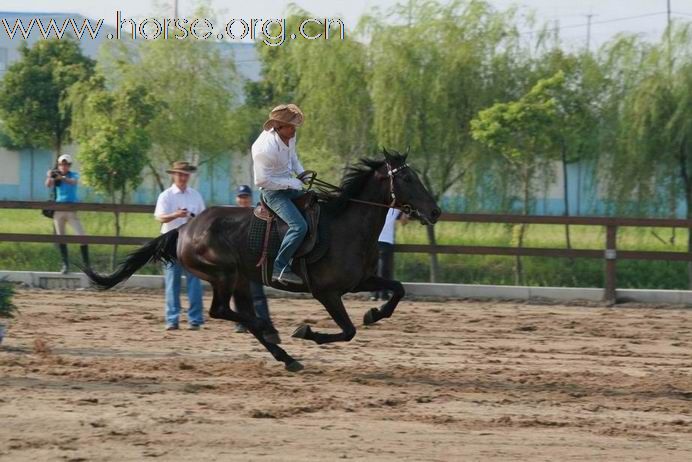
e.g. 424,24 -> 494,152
0,278 -> 18,319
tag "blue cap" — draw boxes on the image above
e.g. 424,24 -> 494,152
236,185 -> 253,196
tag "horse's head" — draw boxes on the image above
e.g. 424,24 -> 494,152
382,149 -> 441,225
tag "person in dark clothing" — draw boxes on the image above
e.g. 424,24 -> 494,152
371,209 -> 408,301
233,185 -> 279,341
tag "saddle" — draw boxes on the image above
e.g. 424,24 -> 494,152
252,191 -> 321,273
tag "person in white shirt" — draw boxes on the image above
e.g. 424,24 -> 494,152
251,103 -> 309,286
154,161 -> 206,331
371,208 -> 408,300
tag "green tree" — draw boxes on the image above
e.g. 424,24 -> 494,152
0,39 -> 94,159
69,76 -> 161,268
536,50 -> 609,248
604,24 -> 692,287
366,0 -> 532,281
248,5 -> 373,181
471,72 -> 563,283
98,3 -> 241,193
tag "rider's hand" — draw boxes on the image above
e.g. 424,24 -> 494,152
297,170 -> 315,184
174,208 -> 189,218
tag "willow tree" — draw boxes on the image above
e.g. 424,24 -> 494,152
69,76 -> 161,268
471,72 -> 563,284
604,24 -> 692,287
365,0 -> 526,281
98,3 -> 241,193
249,6 -> 373,181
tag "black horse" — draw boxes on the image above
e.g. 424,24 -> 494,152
83,150 -> 440,371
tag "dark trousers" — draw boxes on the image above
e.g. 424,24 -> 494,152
249,281 -> 271,322
371,242 -> 394,300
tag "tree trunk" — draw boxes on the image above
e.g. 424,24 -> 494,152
685,174 -> 692,290
29,148 -> 35,200
147,160 -> 166,193
561,145 -> 572,251
687,213 -> 692,290
576,162 -> 582,215
425,224 -> 439,283
209,159 -> 215,204
514,168 -> 530,286
110,190 -> 122,271
54,135 -> 62,160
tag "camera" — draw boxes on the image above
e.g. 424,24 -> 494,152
50,169 -> 63,186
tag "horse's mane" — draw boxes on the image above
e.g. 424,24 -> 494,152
320,151 -> 407,214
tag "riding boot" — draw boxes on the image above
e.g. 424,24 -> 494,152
58,244 -> 69,274
80,245 -> 91,268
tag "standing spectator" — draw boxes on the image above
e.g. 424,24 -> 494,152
371,209 -> 408,301
233,185 -> 280,343
154,161 -> 206,331
45,154 -> 90,274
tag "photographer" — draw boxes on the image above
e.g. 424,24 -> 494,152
44,154 -> 90,274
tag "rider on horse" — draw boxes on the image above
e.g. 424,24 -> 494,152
251,104 -> 309,286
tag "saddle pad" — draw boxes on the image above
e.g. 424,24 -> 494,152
248,215 -> 281,263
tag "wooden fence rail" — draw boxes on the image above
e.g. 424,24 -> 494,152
2,201 -> 691,304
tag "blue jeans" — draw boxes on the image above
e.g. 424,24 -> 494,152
250,281 -> 271,322
261,188 -> 307,273
164,262 -> 204,326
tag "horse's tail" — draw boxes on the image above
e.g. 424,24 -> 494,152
82,229 -> 179,290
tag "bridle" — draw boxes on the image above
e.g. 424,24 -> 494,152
304,162 -> 417,216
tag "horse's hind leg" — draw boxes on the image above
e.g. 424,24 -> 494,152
350,276 -> 405,325
209,277 -> 302,372
292,291 -> 356,345
233,276 -> 281,344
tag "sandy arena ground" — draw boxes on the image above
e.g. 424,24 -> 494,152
0,288 -> 691,461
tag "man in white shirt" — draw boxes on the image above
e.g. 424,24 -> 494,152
251,103 -> 309,286
154,161 -> 206,331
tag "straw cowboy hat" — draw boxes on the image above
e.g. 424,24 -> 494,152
263,103 -> 304,131
166,161 -> 198,175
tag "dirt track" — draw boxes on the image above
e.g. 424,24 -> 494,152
0,288 -> 691,461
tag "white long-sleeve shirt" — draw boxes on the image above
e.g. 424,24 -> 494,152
251,128 -> 305,191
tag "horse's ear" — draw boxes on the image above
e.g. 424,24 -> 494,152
404,145 -> 410,159
382,147 -> 392,162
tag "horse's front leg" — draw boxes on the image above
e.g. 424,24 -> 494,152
292,291 -> 357,344
209,279 -> 303,372
350,276 -> 405,325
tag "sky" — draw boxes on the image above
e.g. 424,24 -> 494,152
1,0 -> 692,49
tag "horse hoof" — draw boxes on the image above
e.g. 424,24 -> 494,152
285,360 -> 304,372
263,332 -> 282,345
363,308 -> 379,325
292,324 -> 312,340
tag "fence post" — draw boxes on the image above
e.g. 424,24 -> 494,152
604,225 -> 617,305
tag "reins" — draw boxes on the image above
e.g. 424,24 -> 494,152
305,163 -> 414,215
